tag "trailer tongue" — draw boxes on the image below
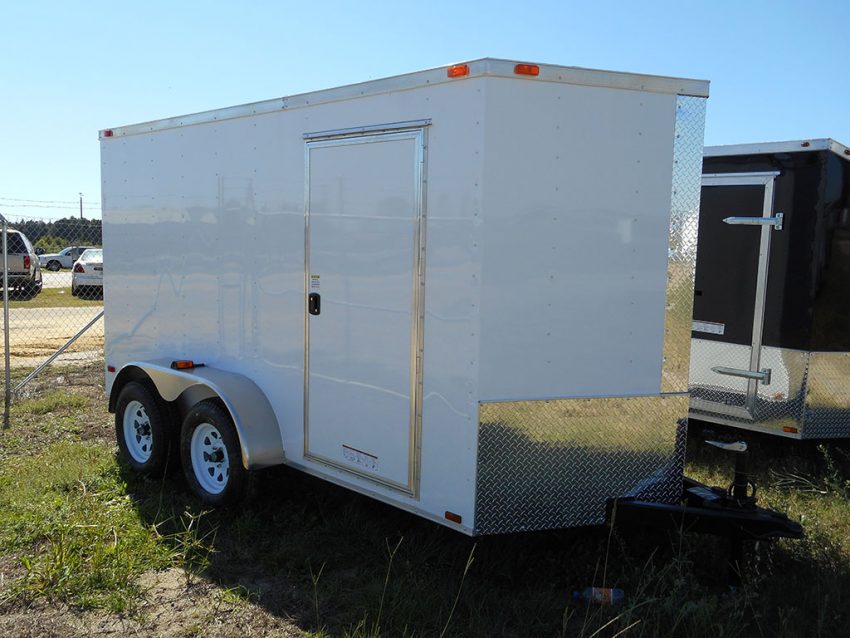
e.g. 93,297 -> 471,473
609,432 -> 802,584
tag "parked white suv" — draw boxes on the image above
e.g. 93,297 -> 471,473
39,246 -> 97,271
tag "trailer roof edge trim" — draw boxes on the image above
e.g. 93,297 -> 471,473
705,139 -> 850,161
99,58 -> 709,139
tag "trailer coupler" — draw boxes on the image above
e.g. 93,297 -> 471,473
607,438 -> 802,540
608,477 -> 802,540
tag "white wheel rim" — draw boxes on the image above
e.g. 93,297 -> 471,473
123,400 -> 153,463
190,423 -> 230,495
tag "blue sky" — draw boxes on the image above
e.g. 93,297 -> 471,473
2,0 -> 848,220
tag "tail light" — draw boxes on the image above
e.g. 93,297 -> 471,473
74,262 -> 84,273
23,255 -> 30,269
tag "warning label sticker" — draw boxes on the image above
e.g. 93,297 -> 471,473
310,274 -> 321,291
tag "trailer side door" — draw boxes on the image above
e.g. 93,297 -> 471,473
303,126 -> 426,495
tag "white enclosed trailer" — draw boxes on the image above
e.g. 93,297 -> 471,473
100,59 -> 708,535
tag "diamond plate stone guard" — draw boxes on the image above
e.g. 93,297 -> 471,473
474,395 -> 688,535
661,95 -> 707,393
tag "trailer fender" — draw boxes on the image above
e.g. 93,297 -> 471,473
110,360 -> 284,470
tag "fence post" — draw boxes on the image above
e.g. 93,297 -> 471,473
2,218 -> 10,429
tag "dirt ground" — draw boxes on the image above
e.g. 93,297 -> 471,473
0,569 -> 302,638
1,305 -> 103,368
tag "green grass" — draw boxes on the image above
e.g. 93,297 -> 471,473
8,287 -> 102,309
0,441 -> 174,613
11,390 -> 88,416
1,374 -> 850,636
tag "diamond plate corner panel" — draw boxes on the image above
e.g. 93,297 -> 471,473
804,352 -> 850,438
689,341 -> 808,434
661,96 -> 707,394
474,395 -> 688,535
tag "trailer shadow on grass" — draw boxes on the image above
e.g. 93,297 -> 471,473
119,437 -> 850,638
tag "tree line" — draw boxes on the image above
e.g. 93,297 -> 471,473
10,217 -> 102,253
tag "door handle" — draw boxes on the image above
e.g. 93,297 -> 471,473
723,213 -> 783,231
308,292 -> 321,316
711,366 -> 771,385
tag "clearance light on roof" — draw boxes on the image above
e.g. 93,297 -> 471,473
845,149 -> 850,156
800,141 -> 811,147
103,130 -> 114,137
514,63 -> 540,76
447,64 -> 469,78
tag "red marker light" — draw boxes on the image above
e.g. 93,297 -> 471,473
800,141 -> 810,147
514,63 -> 540,76
445,511 -> 462,524
107,365 -> 116,373
447,64 -> 469,78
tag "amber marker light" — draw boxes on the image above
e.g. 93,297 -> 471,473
783,426 -> 799,434
514,63 -> 540,76
447,64 -> 469,78
445,511 -> 463,524
171,360 -> 196,370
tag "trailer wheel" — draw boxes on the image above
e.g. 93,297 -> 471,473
181,401 -> 248,507
115,381 -> 173,477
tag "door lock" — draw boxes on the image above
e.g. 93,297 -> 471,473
308,293 -> 321,316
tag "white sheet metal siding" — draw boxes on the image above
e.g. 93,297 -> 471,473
102,79 -> 486,532
477,78 -> 678,400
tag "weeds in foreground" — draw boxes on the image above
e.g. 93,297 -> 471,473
2,379 -> 850,636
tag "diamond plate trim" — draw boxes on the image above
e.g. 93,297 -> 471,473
804,352 -> 850,438
474,395 -> 688,534
661,96 -> 707,393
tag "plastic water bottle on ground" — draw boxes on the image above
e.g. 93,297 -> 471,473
573,587 -> 625,605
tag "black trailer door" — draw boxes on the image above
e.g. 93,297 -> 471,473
690,172 -> 782,419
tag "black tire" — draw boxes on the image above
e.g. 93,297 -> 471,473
71,285 -> 78,297
47,260 -> 61,271
181,400 -> 249,507
115,381 -> 174,477
24,279 -> 41,297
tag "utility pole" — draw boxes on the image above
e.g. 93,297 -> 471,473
79,192 -> 83,220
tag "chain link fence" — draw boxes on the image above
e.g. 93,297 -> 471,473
0,214 -> 104,426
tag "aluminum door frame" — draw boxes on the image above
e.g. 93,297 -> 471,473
695,171 -> 780,418
302,121 -> 428,497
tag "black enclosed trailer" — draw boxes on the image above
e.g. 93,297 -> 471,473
689,139 -> 850,439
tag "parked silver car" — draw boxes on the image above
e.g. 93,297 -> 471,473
71,248 -> 103,298
39,245 -> 97,271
